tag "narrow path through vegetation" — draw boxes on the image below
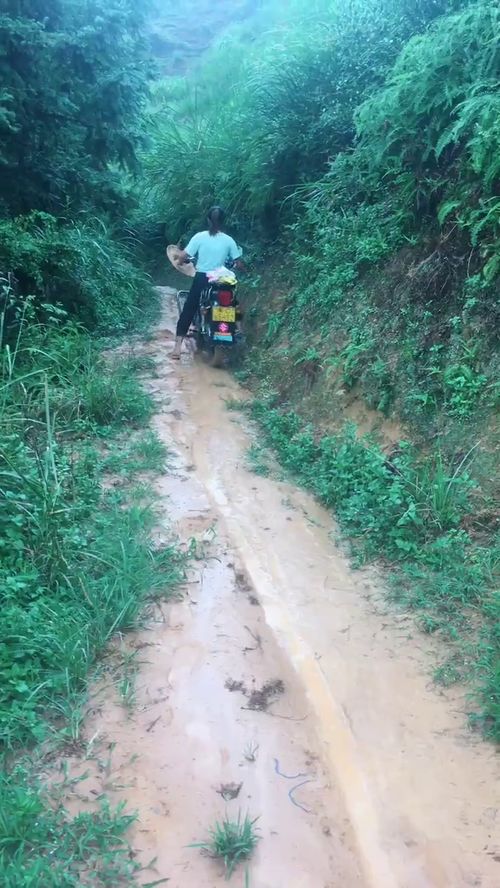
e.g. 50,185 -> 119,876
2,2 -> 499,884
51,292 -> 499,887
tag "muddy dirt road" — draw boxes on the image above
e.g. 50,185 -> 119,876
61,291 -> 498,887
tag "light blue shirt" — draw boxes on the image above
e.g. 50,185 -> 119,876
185,230 -> 242,273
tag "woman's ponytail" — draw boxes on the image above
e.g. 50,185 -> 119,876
207,205 -> 225,235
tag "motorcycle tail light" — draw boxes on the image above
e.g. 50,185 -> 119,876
217,290 -> 233,306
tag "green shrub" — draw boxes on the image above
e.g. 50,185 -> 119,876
0,214 -> 154,331
355,2 -> 500,268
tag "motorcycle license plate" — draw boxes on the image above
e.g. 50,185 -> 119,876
212,306 -> 236,322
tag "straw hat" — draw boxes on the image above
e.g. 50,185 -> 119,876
166,245 -> 196,278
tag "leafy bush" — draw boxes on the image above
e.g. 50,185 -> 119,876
252,404 -> 475,558
0,0 -> 150,219
0,214 -> 155,331
352,2 -> 500,267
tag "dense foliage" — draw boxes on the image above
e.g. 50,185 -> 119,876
1,0 -> 150,217
1,0 -> 153,330
140,0 -> 469,239
143,0 -> 499,738
1,5 -> 498,880
249,0 -> 500,431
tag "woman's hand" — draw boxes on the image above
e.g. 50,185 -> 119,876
177,249 -> 189,265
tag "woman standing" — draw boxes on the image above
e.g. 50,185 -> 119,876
171,206 -> 242,359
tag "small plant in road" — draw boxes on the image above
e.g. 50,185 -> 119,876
191,812 -> 260,879
243,741 -> 259,762
245,443 -> 271,477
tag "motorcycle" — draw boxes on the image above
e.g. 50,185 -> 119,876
167,245 -> 243,368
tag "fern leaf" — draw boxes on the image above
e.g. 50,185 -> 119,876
437,199 -> 461,226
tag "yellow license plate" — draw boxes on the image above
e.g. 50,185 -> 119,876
212,306 -> 236,322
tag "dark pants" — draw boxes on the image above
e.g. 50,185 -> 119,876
176,272 -> 207,337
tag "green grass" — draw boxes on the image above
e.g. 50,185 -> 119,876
0,308 -> 183,884
191,812 -> 260,880
0,324 -> 182,746
245,443 -> 271,477
0,765 -> 139,887
102,429 -> 170,476
0,214 -> 156,334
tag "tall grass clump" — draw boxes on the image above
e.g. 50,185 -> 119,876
0,287 -> 183,883
191,812 -> 260,880
0,294 -> 181,746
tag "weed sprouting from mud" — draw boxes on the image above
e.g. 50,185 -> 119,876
243,741 -> 259,763
191,812 -> 260,879
103,430 -> 170,476
225,396 -> 246,412
245,443 -> 272,477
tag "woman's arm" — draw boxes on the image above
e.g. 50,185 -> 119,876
180,232 -> 200,264
228,237 -> 244,271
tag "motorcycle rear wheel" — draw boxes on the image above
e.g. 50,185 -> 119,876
210,346 -> 225,368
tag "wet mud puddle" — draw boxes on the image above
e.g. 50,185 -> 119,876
55,291 -> 499,888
